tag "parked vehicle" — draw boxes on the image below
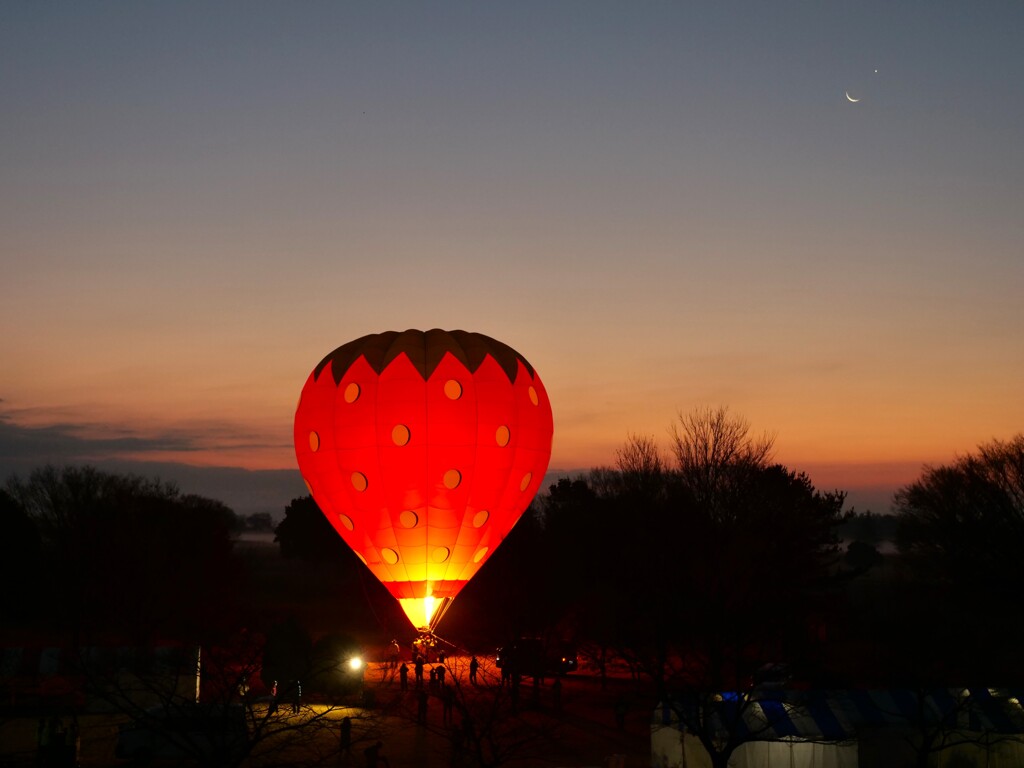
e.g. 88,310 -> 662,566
496,637 -> 578,676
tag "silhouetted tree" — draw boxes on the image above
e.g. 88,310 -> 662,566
530,409 -> 846,719
615,432 -> 667,498
457,500 -> 554,641
668,469 -> 841,666
895,434 -> 1024,682
0,488 -> 42,621
612,408 -> 845,768
896,434 -> 1024,586
274,496 -> 349,563
663,478 -> 845,768
669,405 -> 776,517
4,465 -> 240,643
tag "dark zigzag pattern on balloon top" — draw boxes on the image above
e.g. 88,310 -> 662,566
313,329 -> 537,386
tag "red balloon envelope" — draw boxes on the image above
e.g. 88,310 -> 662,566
293,329 -> 554,632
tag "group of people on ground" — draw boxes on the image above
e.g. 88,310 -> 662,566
267,678 -> 302,715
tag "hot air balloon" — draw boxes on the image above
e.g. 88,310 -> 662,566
293,329 -> 554,633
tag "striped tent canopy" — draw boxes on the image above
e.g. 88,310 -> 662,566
658,688 -> 1024,742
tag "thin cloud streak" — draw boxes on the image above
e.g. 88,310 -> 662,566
0,407 -> 291,467
0,411 -> 304,517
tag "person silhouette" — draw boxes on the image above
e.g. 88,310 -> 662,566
417,688 -> 428,725
441,684 -> 455,724
363,740 -> 389,768
340,716 -> 352,757
387,639 -> 400,669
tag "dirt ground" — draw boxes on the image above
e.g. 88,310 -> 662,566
360,655 -> 653,767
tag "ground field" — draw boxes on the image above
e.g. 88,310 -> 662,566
0,656 -> 653,767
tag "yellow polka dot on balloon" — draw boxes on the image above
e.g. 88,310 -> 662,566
392,424 -> 410,446
495,426 -> 510,447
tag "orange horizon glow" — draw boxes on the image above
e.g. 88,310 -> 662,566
2,397 -> 1007,488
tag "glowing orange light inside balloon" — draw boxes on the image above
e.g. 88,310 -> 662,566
293,329 -> 554,632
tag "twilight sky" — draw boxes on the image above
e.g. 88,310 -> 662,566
2,2 -> 1022,516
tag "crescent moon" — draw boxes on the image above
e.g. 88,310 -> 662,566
845,91 -> 860,103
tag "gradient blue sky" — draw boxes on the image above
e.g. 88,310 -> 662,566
2,2 -> 1022,516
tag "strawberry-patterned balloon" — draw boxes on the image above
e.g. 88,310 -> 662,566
294,329 -> 554,631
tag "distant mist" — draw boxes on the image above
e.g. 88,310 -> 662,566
0,458 -> 305,520
95,461 -> 311,519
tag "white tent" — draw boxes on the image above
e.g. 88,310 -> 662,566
652,696 -> 857,768
652,690 -> 1024,768
652,731 -> 856,768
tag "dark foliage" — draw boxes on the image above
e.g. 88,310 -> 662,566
4,464 -> 241,643
274,495 -> 351,562
894,434 -> 1024,683
0,487 -> 43,619
896,435 -> 1024,587
454,501 -> 552,643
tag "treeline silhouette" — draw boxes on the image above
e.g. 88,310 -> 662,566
1,466 -> 241,645
4,412 -> 1024,695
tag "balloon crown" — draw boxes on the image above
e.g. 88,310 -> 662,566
313,328 -> 537,385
